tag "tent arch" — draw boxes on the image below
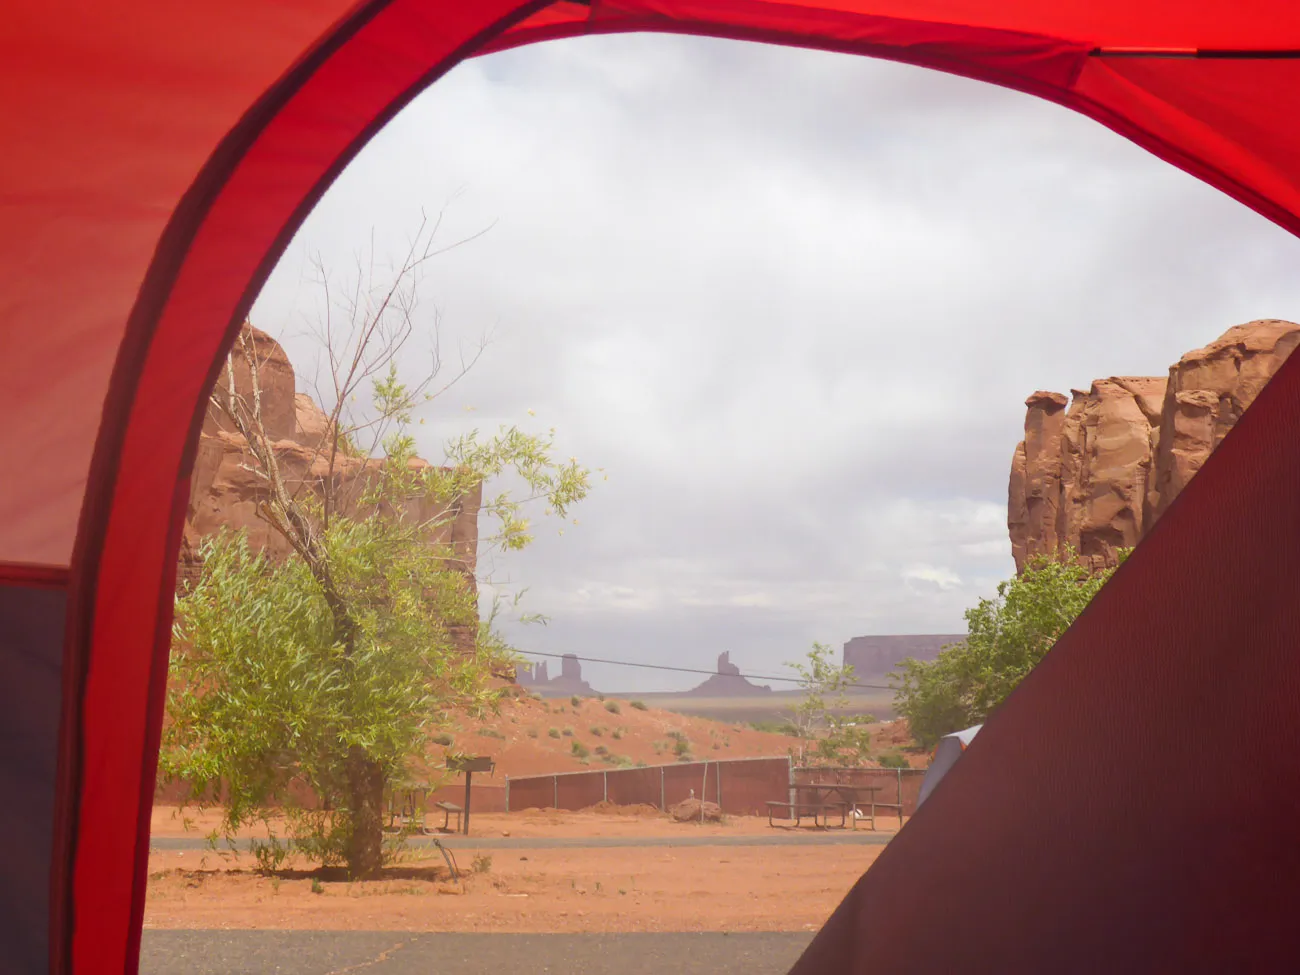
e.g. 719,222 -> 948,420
15,2 -> 1300,972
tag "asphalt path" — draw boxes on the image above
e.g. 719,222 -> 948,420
139,931 -> 816,974
151,831 -> 893,852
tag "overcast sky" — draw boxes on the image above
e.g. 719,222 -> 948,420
252,33 -> 1300,693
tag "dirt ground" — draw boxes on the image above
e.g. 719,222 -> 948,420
143,844 -> 882,932
150,804 -> 908,841
146,805 -> 893,932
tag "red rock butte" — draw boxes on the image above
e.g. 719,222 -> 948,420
179,325 -> 482,650
1009,319 -> 1300,573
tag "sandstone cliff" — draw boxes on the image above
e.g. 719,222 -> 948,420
180,325 -> 481,645
1009,320 -> 1300,572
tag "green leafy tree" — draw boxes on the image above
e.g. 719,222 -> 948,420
161,215 -> 590,878
786,642 -> 875,766
893,547 -> 1129,749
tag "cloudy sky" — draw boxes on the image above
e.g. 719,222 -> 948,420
252,33 -> 1300,693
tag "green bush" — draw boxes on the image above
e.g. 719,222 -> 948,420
611,728 -> 624,740
593,744 -> 609,756
527,728 -> 539,738
604,700 -> 621,714
431,733 -> 454,747
630,700 -> 648,711
548,728 -> 561,739
590,726 -> 603,736
877,751 -> 910,769
571,740 -> 590,758
478,727 -> 506,740
673,738 -> 690,757
570,695 -> 582,707
562,727 -> 574,737
893,546 -> 1129,748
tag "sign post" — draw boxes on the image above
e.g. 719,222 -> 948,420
446,755 -> 495,836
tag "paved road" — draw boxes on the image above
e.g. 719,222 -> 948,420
152,832 -> 893,852
140,931 -> 815,974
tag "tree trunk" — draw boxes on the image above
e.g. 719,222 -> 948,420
345,745 -> 385,879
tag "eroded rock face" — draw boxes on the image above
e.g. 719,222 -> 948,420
1009,320 -> 1300,572
180,326 -> 480,644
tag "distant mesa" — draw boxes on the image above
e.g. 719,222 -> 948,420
682,652 -> 773,697
842,635 -> 965,680
517,654 -> 595,697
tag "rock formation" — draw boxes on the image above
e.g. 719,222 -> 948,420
517,654 -> 596,696
179,325 -> 481,648
1009,319 -> 1300,572
682,651 -> 773,696
842,635 -> 966,677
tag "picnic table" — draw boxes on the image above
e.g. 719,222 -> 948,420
768,782 -> 904,830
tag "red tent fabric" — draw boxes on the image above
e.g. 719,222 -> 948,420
3,1 -> 1300,971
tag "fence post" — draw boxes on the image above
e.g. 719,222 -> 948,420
716,761 -> 722,813
896,767 -> 902,808
505,775 -> 510,813
660,765 -> 666,811
553,774 -> 558,810
603,770 -> 608,804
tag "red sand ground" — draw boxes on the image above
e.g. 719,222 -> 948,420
150,805 -> 910,841
146,704 -> 922,932
145,807 -> 893,932
430,692 -> 802,779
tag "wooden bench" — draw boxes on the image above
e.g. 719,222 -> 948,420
434,800 -> 463,833
766,800 -> 846,829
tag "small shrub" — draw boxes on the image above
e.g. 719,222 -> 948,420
310,877 -> 324,895
431,732 -> 455,747
597,694 -> 606,702
711,743 -> 721,750
630,700 -> 649,711
472,854 -> 492,874
604,700 -> 621,714
666,729 -> 687,742
877,751 -> 910,769
590,726 -> 604,737
571,740 -> 590,758
635,761 -> 648,768
593,744 -> 609,756
478,727 -> 506,740
562,727 -> 574,737
570,695 -> 582,707
611,727 -> 624,740
673,738 -> 690,757
527,728 -> 539,738
548,728 -> 561,739
676,753 -> 693,762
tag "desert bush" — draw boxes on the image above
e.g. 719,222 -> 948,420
548,728 -> 561,739
630,700 -> 648,711
431,732 -> 455,747
893,546 -> 1130,748
570,695 -> 582,707
604,701 -> 621,714
571,740 -> 590,758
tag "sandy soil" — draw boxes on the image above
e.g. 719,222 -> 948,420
431,692 -> 804,779
143,840 -> 882,933
151,804 -> 908,841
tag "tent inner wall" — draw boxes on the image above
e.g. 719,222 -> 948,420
0,583 -> 66,974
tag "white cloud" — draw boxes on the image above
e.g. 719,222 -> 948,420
253,33 -> 1300,692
